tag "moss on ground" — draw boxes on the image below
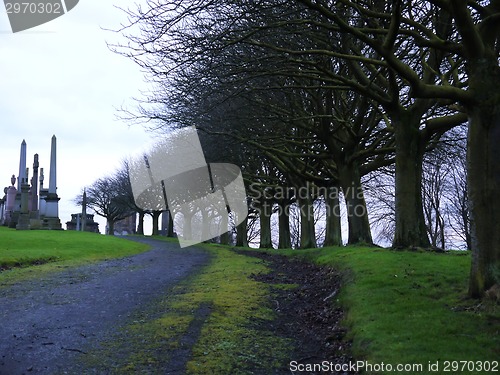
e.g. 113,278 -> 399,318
84,244 -> 292,374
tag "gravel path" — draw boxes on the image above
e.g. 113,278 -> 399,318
0,237 -> 209,375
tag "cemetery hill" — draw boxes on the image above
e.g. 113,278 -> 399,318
2,1 -> 500,373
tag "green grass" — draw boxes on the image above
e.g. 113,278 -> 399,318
87,243 -> 292,374
266,246 -> 499,374
2,227 -> 497,374
0,226 -> 149,284
185,244 -> 291,374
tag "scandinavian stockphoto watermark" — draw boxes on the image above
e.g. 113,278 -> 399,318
247,181 -> 369,219
3,0 -> 79,33
129,126 -> 247,248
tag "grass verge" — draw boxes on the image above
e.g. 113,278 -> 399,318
267,246 -> 499,374
4,227 -> 496,374
87,243 -> 292,374
0,227 -> 149,284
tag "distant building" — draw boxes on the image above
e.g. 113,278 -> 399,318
66,213 -> 100,233
111,214 -> 136,235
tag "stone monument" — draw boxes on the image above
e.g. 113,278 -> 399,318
81,188 -> 87,231
29,154 -> 41,229
30,154 -> 39,212
10,140 -> 27,227
2,175 -> 17,226
1,136 -> 62,230
38,167 -> 47,219
65,213 -> 100,233
16,168 -> 31,230
42,135 -> 62,230
0,191 -> 4,226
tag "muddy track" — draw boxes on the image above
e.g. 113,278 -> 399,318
243,250 -> 356,375
0,237 -> 209,375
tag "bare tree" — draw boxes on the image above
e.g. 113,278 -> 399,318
364,167 -> 396,246
80,175 -> 135,236
422,154 -> 448,249
444,136 -> 471,250
294,0 -> 499,296
114,0 -> 499,295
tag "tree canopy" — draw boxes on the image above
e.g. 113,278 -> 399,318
111,0 -> 499,297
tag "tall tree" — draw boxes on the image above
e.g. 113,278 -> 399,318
301,0 -> 500,297
115,0 -> 499,295
294,0 -> 498,295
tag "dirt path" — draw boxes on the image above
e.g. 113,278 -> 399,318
0,237 -> 209,375
244,251 -> 355,374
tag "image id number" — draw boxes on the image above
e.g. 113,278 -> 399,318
5,2 -> 62,14
443,360 -> 498,372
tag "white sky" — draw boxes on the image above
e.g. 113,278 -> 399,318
0,1 -> 157,233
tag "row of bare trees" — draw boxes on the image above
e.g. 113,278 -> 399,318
75,161 -> 174,236
104,0 -> 499,296
77,137 -> 469,247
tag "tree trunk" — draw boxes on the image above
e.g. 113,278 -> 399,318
392,111 -> 430,249
201,209 -> 210,241
152,211 -> 161,236
235,215 -> 248,247
182,211 -> 193,241
259,200 -> 273,248
167,210 -> 175,237
298,194 -> 316,249
277,200 -> 292,249
220,211 -> 229,245
107,220 -> 115,236
339,164 -> 373,245
467,58 -> 500,297
324,186 -> 343,247
137,211 -> 145,235
462,207 -> 472,251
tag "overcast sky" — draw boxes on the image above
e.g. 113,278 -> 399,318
1,1 -> 157,232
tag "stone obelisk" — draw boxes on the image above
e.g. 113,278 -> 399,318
81,188 -> 87,232
17,140 -> 27,191
30,154 -> 39,213
43,135 -> 62,230
29,154 -> 41,228
11,140 -> 27,227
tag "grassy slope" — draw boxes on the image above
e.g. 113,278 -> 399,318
0,227 -> 149,284
273,246 -> 499,373
97,241 -> 498,374
2,228 -> 497,373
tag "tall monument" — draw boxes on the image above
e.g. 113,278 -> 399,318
30,154 -> 39,213
2,136 -> 64,230
11,140 -> 27,227
42,135 -> 62,230
81,188 -> 87,231
28,154 -> 41,228
17,140 -> 27,191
